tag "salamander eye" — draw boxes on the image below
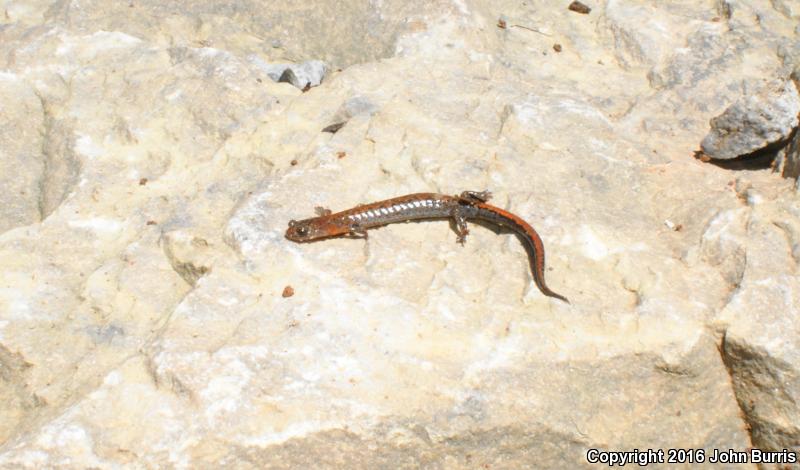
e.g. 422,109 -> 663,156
296,226 -> 309,236
288,220 -> 297,227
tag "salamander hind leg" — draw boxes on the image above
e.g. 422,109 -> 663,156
458,190 -> 492,203
314,206 -> 332,216
452,209 -> 470,245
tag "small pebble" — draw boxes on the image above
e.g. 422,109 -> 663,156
568,1 -> 591,14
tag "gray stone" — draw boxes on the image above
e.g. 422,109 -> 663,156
252,58 -> 328,90
774,71 -> 800,184
701,80 -> 800,160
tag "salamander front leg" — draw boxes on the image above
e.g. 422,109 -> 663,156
347,223 -> 369,240
458,190 -> 492,203
453,210 -> 469,245
314,206 -> 332,216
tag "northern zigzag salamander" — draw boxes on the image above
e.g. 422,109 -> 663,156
285,191 -> 569,303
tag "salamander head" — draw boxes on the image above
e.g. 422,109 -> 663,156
285,218 -> 335,242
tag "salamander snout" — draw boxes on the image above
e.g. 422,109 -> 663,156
286,219 -> 311,241
285,219 -> 326,242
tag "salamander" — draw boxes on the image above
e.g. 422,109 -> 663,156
285,191 -> 569,303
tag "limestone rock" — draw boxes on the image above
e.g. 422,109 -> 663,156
1,0 -> 799,468
251,58 -> 328,90
774,123 -> 800,184
716,194 -> 800,458
700,80 -> 800,160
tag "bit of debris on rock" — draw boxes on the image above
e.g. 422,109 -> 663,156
553,43 -> 562,52
322,122 -> 346,134
497,19 -> 507,29
139,178 -> 148,186
568,1 -> 591,14
693,151 -> 712,162
282,286 -> 295,298
336,151 -> 347,159
290,159 -> 298,166
664,219 -> 683,231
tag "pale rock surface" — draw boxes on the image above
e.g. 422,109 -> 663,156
0,0 -> 799,468
714,187 -> 800,459
0,76 -> 44,233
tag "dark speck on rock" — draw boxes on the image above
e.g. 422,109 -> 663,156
322,122 -> 346,134
568,1 -> 591,14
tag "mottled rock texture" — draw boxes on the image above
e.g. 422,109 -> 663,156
0,0 -> 799,468
701,80 -> 799,160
